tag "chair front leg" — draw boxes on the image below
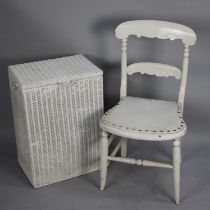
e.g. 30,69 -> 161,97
121,137 -> 127,157
173,139 -> 181,204
100,131 -> 109,190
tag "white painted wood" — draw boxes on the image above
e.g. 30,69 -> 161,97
9,55 -> 104,188
178,45 -> 190,113
99,20 -> 196,204
177,137 -> 182,164
108,134 -> 115,146
110,139 -> 123,157
177,45 -> 190,165
121,137 -> 127,157
100,131 -> 109,191
120,39 -> 128,97
173,140 -> 181,204
107,156 -> 143,165
115,20 -> 196,45
143,160 -> 173,169
107,156 -> 172,168
127,62 -> 181,79
100,97 -> 186,141
108,139 -> 123,166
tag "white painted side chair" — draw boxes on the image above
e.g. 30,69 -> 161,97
99,20 -> 196,204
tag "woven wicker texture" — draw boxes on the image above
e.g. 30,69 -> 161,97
9,55 -> 103,188
9,55 -> 102,88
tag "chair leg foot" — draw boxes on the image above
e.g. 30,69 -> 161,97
100,131 -> 108,191
121,137 -> 127,158
173,140 -> 181,204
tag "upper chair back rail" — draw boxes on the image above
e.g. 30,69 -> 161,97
115,20 -> 196,45
115,20 -> 196,112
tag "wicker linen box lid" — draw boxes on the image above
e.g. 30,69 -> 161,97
9,54 -> 103,188
9,54 -> 102,88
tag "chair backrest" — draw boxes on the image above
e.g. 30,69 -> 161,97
115,20 -> 197,113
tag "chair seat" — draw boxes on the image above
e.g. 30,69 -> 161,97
100,97 -> 186,141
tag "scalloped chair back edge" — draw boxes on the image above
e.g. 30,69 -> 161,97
115,20 -> 197,45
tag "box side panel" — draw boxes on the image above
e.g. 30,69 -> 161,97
8,72 -> 33,184
23,75 -> 103,187
24,86 -> 60,187
67,76 -> 104,175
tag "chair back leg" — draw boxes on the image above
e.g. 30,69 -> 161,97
100,131 -> 109,190
173,139 -> 181,204
121,137 -> 127,157
177,137 -> 182,164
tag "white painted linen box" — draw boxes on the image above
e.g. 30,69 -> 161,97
9,55 -> 103,188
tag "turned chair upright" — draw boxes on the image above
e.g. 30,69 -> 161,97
99,20 -> 196,204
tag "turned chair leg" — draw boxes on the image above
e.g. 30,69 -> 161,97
177,137 -> 182,164
121,137 -> 127,157
173,139 -> 181,204
100,131 -> 109,190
